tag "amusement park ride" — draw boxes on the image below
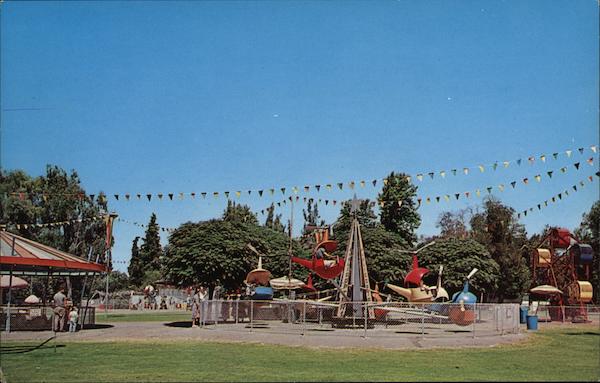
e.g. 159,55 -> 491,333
530,227 -> 594,322
385,241 -> 449,303
287,198 -> 480,327
245,244 -> 274,300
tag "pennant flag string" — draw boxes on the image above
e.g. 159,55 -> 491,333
6,146 -> 598,201
516,173 -> 599,219
3,215 -> 106,231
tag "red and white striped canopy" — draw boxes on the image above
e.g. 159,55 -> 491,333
0,231 -> 107,275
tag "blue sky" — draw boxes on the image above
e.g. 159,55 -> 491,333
1,1 -> 598,273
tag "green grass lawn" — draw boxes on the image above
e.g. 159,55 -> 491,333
95,311 -> 191,322
1,328 -> 598,382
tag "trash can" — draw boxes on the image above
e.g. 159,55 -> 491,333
526,315 -> 538,330
520,307 -> 528,324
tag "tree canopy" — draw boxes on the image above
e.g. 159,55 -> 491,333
436,210 -> 469,239
470,198 -> 530,301
415,238 -> 500,298
0,165 -> 109,261
223,200 -> 258,225
163,209 -> 310,292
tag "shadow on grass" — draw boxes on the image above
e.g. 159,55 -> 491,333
0,337 -> 66,354
164,321 -> 192,328
81,324 -> 114,330
1,344 -> 66,354
564,331 -> 600,336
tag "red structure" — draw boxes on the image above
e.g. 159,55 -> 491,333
531,227 -> 593,322
1,230 -> 108,331
291,228 -> 345,280
0,231 -> 107,274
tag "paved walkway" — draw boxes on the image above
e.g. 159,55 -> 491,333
2,320 -> 530,350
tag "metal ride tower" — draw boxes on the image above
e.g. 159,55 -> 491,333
531,227 -> 593,322
335,198 -> 374,320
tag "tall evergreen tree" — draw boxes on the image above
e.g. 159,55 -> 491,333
272,214 -> 286,233
302,200 -> 325,234
377,171 -> 421,246
128,236 -> 143,286
264,203 -> 275,228
139,213 -> 162,273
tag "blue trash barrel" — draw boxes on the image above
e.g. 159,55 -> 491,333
526,315 -> 538,330
520,307 -> 528,324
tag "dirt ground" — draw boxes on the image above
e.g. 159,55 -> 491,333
5,308 -> 599,350
2,319 -> 533,350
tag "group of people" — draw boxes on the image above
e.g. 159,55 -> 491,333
52,286 -> 79,333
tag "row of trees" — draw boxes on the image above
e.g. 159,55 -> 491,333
2,166 -> 598,303
154,172 -> 527,301
0,166 -> 112,303
1,166 -> 109,259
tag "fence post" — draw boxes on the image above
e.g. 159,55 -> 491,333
495,306 -> 499,332
302,301 -> 306,336
318,306 -> 322,325
501,305 -> 504,336
363,302 -> 368,339
421,304 -> 425,339
472,303 -> 476,340
235,300 -> 239,324
250,300 -> 254,332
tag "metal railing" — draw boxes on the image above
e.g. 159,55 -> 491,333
527,305 -> 600,325
1,305 -> 96,332
195,300 -> 521,339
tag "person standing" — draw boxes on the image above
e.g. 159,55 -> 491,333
191,288 -> 201,328
52,286 -> 67,332
68,306 -> 79,332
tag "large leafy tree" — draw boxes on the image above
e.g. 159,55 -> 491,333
377,172 -> 421,246
0,166 -> 109,260
574,201 -> 600,304
0,166 -> 113,305
470,197 -> 530,302
96,271 -> 131,293
436,210 -> 469,239
164,202 -> 308,292
163,219 -> 309,292
416,239 -> 500,299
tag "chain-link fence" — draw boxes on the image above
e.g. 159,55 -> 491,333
528,305 -> 600,326
196,300 -> 522,339
1,305 -> 96,332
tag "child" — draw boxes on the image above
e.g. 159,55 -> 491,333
68,306 -> 79,333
